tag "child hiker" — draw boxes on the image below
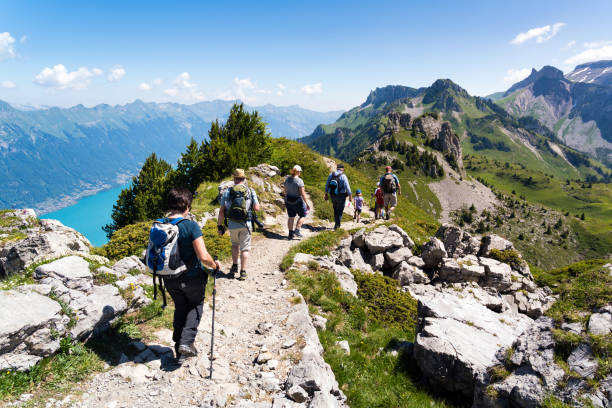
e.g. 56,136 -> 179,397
354,189 -> 364,222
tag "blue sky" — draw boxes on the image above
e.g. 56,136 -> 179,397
1,0 -> 611,111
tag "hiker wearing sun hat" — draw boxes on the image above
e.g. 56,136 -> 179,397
217,168 -> 260,281
283,164 -> 310,240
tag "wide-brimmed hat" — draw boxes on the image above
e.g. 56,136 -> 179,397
233,168 -> 246,178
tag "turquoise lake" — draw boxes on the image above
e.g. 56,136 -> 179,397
41,185 -> 127,247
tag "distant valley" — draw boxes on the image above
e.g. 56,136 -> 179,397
0,100 -> 342,212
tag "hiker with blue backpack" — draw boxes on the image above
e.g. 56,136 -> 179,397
145,187 -> 220,363
217,168 -> 260,281
324,163 -> 352,230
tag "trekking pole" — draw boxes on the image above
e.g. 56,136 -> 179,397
209,256 -> 220,379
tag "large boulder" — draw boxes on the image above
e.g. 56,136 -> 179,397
384,247 -> 413,268
474,318 -> 566,407
364,226 -> 404,254
435,224 -> 464,257
67,284 -> 128,340
413,290 -> 532,400
33,256 -> 93,291
0,218 -> 91,277
421,238 -> 447,268
392,262 -> 430,285
388,224 -> 415,248
0,289 -> 68,370
479,234 -> 514,257
479,257 -> 513,293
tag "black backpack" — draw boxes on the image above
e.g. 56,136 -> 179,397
383,174 -> 397,194
328,173 -> 342,195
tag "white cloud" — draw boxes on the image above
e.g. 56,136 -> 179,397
583,40 -> 612,49
34,64 -> 103,90
300,82 -> 323,95
107,65 -> 125,82
217,77 -> 266,102
503,68 -> 531,83
276,83 -> 286,96
565,45 -> 612,65
1,80 -> 15,89
163,72 -> 205,101
153,78 -> 163,86
139,82 -> 152,91
0,32 -> 16,61
510,22 -> 566,45
565,40 -> 576,49
19,35 -> 27,44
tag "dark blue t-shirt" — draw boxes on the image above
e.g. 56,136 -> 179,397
166,217 -> 205,278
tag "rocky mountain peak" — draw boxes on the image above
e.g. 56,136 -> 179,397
504,65 -> 568,96
0,100 -> 16,113
361,85 -> 421,108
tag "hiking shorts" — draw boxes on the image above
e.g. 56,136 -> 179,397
383,193 -> 397,208
229,226 -> 251,251
286,197 -> 307,218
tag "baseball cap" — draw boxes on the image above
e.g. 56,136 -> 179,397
356,189 -> 362,194
337,163 -> 345,169
385,165 -> 392,171
292,165 -> 302,172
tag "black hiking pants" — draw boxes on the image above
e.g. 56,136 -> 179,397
164,273 -> 208,355
331,194 -> 347,228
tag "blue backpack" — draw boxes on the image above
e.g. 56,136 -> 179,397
328,172 -> 342,195
145,218 -> 188,307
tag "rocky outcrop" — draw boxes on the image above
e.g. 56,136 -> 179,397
386,112 -> 411,133
316,223 -> 560,406
0,253 -> 151,372
432,122 -> 463,169
0,213 -> 91,277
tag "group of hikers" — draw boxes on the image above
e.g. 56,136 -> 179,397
146,163 -> 401,364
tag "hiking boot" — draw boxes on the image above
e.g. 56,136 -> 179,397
288,230 -> 294,240
229,264 -> 238,279
293,229 -> 303,239
178,343 -> 198,358
238,270 -> 247,281
385,212 -> 390,220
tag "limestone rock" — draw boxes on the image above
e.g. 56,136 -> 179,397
392,261 -> 430,285
351,229 -> 367,248
435,224 -> 464,257
0,353 -> 42,372
292,254 -> 357,296
421,238 -> 447,268
364,226 -> 404,254
413,290 -> 532,399
112,255 -> 146,276
33,256 -> 93,291
384,246 -> 413,268
336,340 -> 350,354
69,284 -> 128,340
0,218 -> 90,277
368,253 -> 385,271
388,224 -> 415,248
0,289 -> 67,360
568,344 -> 599,379
588,310 -> 612,335
479,257 -> 513,292
479,234 -> 514,256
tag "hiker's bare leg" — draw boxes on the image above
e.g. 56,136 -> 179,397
296,216 -> 305,230
232,244 -> 240,264
240,250 -> 249,270
288,216 -> 295,232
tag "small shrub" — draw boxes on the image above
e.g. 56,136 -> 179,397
353,271 -> 417,330
97,221 -> 151,260
489,249 -> 524,271
489,365 -> 510,383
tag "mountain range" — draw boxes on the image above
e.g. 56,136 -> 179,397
0,100 -> 342,212
492,60 -> 612,167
